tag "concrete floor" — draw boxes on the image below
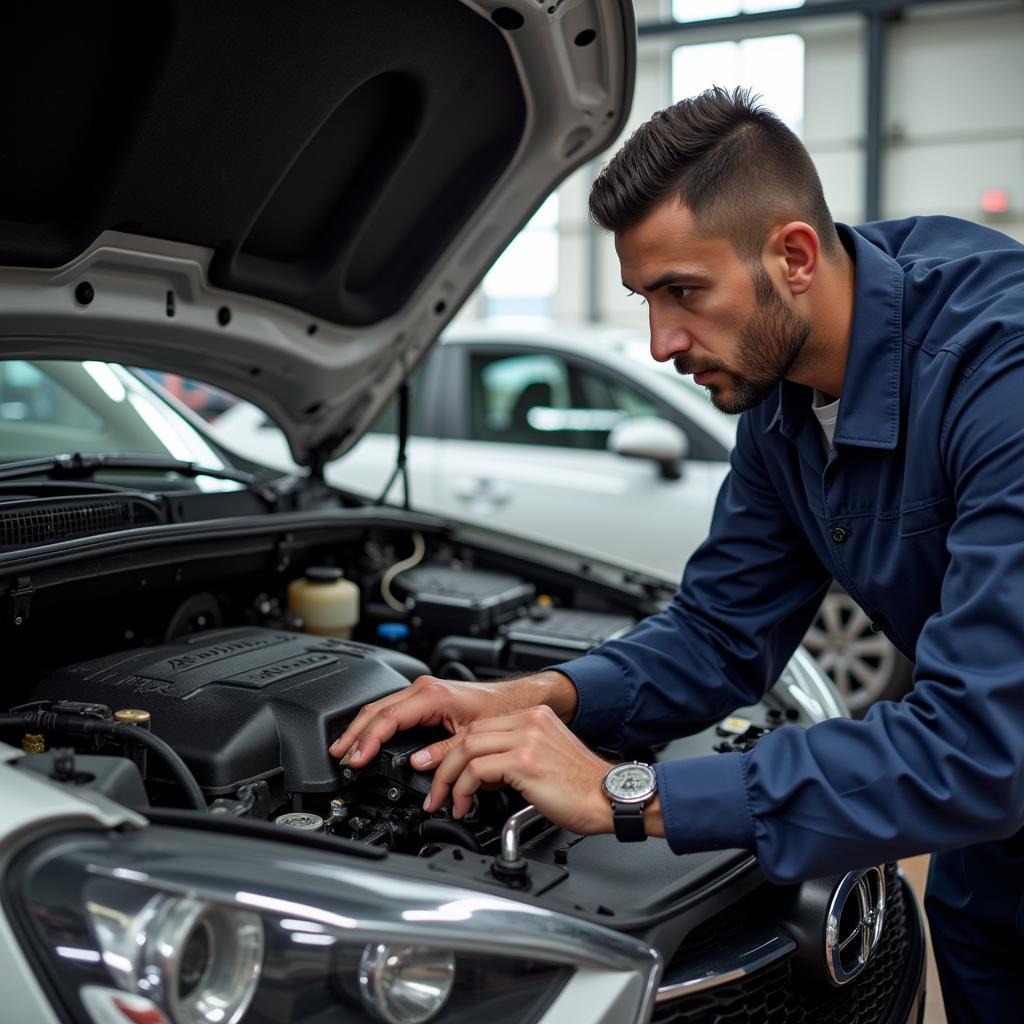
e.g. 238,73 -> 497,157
900,855 -> 947,1024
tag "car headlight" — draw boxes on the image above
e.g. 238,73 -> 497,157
6,824 -> 659,1024
358,944 -> 455,1023
86,889 -> 264,1024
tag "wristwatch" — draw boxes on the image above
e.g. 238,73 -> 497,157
601,761 -> 658,842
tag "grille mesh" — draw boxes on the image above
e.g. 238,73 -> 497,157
654,864 -> 912,1024
0,499 -> 163,550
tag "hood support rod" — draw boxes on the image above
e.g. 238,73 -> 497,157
375,381 -> 411,510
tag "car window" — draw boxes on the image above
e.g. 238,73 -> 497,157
139,371 -> 237,423
469,351 -> 662,451
0,360 -> 105,433
0,361 -> 205,462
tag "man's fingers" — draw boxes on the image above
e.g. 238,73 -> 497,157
410,733 -> 460,771
328,689 -> 412,757
329,712 -> 376,760
328,675 -> 454,760
423,729 -> 512,812
450,754 -> 512,819
333,691 -> 446,767
412,710 -> 524,770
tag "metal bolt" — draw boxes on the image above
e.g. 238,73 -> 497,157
386,786 -> 402,802
340,767 -> 356,782
22,733 -> 45,754
14,616 -> 22,626
114,708 -> 151,725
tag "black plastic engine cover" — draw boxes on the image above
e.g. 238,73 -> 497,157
28,627 -> 428,796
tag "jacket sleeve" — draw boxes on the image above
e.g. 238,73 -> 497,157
577,339 -> 1024,883
554,409 -> 831,750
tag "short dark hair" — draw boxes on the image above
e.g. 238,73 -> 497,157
589,87 -> 840,262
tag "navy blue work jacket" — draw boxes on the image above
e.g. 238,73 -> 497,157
556,216 -> 1024,883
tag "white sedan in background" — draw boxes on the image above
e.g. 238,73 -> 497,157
212,323 -> 912,712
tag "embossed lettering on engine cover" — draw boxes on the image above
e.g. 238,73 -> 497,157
25,626 -> 429,792
225,652 -> 341,688
163,634 -> 288,673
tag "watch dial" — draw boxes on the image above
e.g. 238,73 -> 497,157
608,764 -> 653,800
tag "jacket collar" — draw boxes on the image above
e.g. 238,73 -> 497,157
766,223 -> 904,450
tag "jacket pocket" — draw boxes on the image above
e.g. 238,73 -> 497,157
898,496 -> 955,537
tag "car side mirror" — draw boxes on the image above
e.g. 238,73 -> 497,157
607,417 -> 689,480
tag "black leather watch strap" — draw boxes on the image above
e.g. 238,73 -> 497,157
612,800 -> 647,842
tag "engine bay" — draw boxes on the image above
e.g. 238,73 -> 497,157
2,522 -> 641,852
22,623 -> 546,858
1,515 -> 804,921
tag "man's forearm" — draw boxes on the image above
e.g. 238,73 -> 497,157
511,670 -> 579,723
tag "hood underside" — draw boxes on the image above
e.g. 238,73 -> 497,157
0,1 -> 635,468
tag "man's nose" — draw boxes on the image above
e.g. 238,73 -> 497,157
649,309 -> 692,363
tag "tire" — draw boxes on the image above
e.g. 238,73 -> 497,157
802,588 -> 914,716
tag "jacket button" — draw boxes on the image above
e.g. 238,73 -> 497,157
830,526 -> 849,543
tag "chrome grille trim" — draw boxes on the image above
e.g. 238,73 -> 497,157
655,921 -> 795,1004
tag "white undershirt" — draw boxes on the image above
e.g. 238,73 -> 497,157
812,389 -> 841,449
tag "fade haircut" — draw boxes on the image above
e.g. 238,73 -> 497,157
589,87 -> 840,263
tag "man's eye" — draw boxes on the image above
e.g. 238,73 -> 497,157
669,286 -> 693,302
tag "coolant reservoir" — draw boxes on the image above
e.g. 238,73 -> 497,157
288,567 -> 360,638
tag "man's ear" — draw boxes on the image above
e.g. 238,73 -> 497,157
766,222 -> 819,297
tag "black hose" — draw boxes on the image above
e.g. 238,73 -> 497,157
420,817 -> 482,853
0,713 -> 206,812
437,660 -> 477,682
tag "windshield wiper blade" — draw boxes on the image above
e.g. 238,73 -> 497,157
0,452 -> 274,501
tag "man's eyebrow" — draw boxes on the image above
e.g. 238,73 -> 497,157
622,270 -> 711,293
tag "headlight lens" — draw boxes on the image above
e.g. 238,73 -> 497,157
358,944 -> 456,1024
88,891 -> 264,1024
7,828 -> 576,1024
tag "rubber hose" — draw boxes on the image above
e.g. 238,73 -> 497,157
0,713 -> 207,812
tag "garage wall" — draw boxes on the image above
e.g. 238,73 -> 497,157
540,0 -> 1024,327
885,3 -> 1024,229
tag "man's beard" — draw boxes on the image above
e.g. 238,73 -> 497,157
675,265 -> 810,414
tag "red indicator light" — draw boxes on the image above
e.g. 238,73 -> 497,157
981,188 -> 1010,214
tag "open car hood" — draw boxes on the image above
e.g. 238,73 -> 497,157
0,1 -> 635,470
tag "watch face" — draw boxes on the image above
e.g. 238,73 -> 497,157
604,763 -> 655,802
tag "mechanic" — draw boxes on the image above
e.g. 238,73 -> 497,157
330,87 -> 1024,1021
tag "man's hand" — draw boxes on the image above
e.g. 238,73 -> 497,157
328,670 -> 578,769
423,705 -> 615,836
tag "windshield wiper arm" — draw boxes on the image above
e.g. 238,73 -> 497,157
0,453 -> 275,502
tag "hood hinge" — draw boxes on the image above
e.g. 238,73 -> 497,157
308,434 -> 347,484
